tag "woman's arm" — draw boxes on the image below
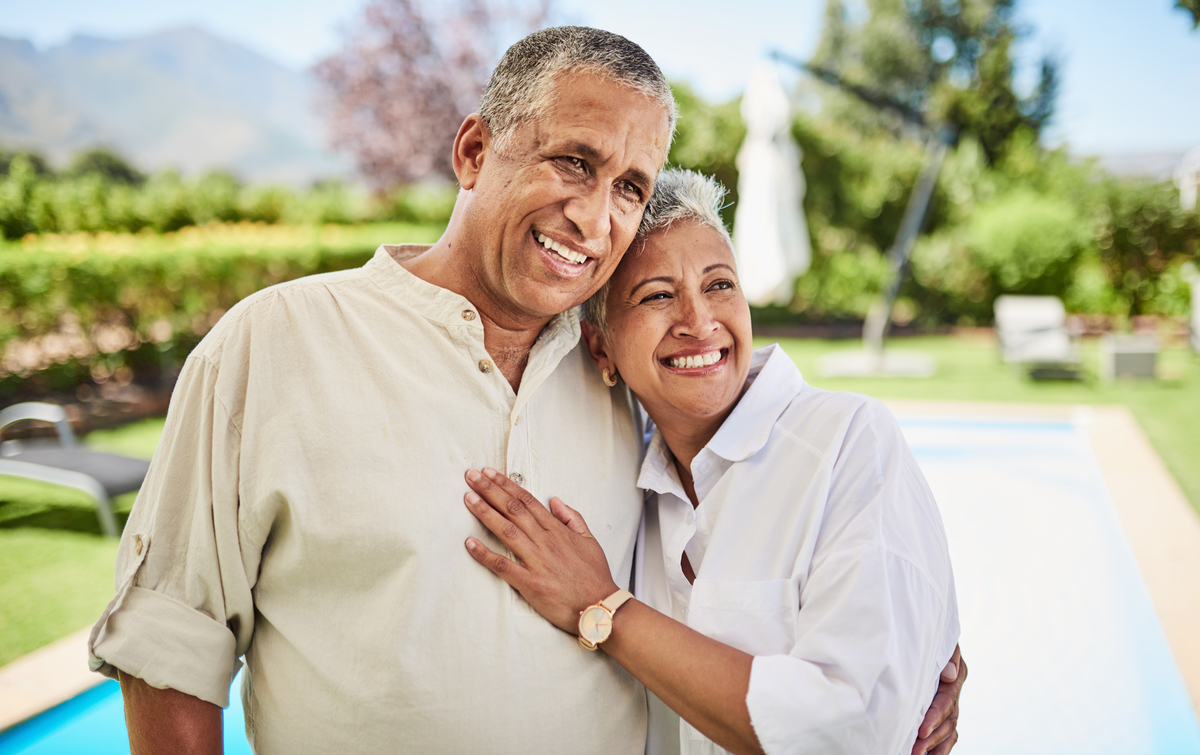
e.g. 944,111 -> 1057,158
462,468 -> 765,755
462,467 -> 963,755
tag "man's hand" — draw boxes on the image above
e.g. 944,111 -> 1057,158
120,670 -> 223,755
911,644 -> 966,755
463,468 -> 618,633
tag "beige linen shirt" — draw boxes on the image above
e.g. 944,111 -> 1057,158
89,246 -> 647,754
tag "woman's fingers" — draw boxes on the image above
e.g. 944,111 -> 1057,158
464,536 -> 528,588
466,469 -> 557,534
549,497 -> 592,537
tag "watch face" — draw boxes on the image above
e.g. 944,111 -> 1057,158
579,605 -> 613,645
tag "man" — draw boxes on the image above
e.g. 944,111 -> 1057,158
89,26 -> 963,754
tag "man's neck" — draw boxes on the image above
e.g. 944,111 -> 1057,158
389,242 -> 551,392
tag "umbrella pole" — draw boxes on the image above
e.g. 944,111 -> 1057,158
862,126 -> 955,363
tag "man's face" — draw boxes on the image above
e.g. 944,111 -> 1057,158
459,72 -> 672,324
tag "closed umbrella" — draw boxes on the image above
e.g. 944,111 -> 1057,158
733,61 -> 810,306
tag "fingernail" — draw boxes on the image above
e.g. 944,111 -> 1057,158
466,470 -> 481,481
465,538 -> 477,550
482,468 -> 498,479
942,660 -> 958,681
465,492 -> 481,504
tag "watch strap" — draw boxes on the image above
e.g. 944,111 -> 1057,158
600,589 -> 634,615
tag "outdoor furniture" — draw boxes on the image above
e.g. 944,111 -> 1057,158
1101,334 -> 1159,380
993,295 -> 1081,379
0,402 -> 150,536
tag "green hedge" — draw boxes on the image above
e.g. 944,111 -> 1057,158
0,222 -> 443,396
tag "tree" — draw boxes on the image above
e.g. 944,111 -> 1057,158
810,0 -> 1057,164
1178,0 -> 1200,29
313,0 -> 552,190
66,147 -> 146,186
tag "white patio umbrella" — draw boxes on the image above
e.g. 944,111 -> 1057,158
732,61 -> 811,307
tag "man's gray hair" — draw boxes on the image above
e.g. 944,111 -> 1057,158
479,26 -> 677,153
582,169 -> 733,332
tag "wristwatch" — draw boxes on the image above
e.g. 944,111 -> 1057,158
577,589 -> 634,650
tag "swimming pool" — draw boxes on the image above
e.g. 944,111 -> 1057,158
2,415 -> 1198,753
0,675 -> 252,754
904,416 -> 1200,754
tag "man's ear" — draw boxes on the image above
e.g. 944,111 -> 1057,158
453,114 -> 489,190
580,321 -> 612,373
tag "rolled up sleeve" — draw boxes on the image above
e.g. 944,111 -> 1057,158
88,344 -> 257,709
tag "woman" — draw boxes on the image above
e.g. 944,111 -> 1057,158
461,169 -> 960,755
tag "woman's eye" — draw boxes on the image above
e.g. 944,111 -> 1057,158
639,292 -> 670,303
709,280 -> 735,291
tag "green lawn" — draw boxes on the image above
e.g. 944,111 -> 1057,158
1,336 -> 1197,667
0,417 -> 162,666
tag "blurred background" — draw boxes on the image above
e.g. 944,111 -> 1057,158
1,0 -> 1199,750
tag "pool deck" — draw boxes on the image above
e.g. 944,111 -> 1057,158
2,400 -> 1199,733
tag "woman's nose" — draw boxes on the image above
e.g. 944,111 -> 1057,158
673,294 -> 719,339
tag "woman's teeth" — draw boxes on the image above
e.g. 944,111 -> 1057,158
668,351 -> 722,369
536,232 -> 588,265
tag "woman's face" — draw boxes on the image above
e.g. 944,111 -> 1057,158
597,220 -> 753,433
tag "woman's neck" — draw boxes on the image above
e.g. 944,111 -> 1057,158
656,416 -> 723,509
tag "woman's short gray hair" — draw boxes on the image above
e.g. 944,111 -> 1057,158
582,169 -> 732,332
479,26 -> 677,153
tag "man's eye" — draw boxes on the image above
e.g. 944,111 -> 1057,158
561,156 -> 586,172
616,180 -> 643,202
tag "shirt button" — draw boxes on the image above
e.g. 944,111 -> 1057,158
134,535 -> 143,555
461,309 -> 476,321
478,359 -> 493,373
509,472 -> 524,486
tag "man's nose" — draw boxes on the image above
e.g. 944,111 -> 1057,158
673,293 -> 719,339
564,183 -> 612,241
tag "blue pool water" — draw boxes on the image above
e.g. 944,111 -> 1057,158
0,675 -> 252,754
2,415 -> 1198,754
903,416 -> 1200,754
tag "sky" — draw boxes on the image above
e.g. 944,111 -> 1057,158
1,0 -> 1197,155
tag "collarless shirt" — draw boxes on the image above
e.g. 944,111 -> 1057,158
634,344 -> 959,755
89,246 -> 647,754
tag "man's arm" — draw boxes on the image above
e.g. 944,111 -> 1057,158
120,670 -> 223,755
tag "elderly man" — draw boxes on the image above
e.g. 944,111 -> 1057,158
89,26 -> 963,755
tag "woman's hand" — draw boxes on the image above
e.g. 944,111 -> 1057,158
463,468 -> 620,634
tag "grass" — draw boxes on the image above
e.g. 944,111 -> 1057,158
0,417 -> 163,666
1,335 -> 1197,667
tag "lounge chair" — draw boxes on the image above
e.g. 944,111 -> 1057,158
993,295 -> 1081,379
0,402 -> 151,536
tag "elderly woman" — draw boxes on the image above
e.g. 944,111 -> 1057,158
461,169 -> 960,755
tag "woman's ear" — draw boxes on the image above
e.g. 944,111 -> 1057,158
453,114 -> 489,190
581,321 -> 612,373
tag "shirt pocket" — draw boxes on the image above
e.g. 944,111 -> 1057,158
683,578 -> 800,746
686,577 -> 799,659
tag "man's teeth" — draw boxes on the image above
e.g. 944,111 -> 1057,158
668,352 -> 722,369
536,232 -> 588,265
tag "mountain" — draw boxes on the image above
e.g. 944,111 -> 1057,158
0,27 -> 350,185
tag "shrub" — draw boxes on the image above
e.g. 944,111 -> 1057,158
0,222 -> 443,397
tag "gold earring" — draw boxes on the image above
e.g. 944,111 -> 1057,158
602,367 -> 618,387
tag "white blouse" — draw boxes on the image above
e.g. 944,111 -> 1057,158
634,344 -> 959,755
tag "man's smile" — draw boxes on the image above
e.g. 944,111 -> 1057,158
531,228 -> 597,279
